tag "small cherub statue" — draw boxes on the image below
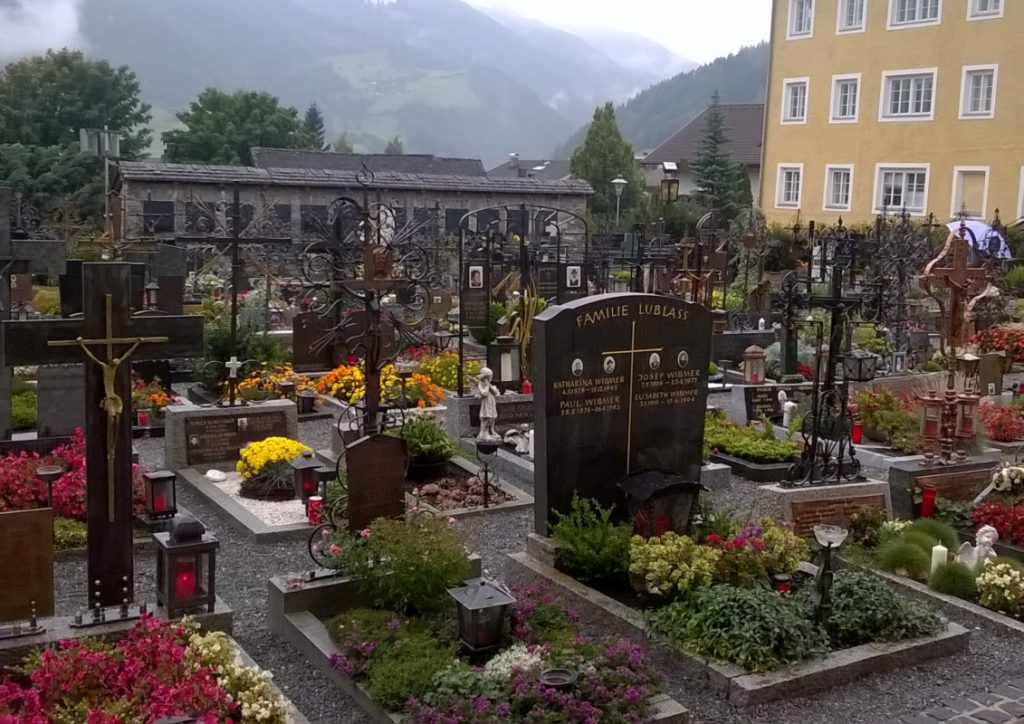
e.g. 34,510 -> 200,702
955,525 -> 999,572
475,367 -> 501,442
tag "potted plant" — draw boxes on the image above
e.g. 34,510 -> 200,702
399,414 -> 456,479
236,436 -> 311,500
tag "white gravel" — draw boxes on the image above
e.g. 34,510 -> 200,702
212,471 -> 309,527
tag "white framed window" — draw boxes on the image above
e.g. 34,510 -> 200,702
788,0 -> 815,38
874,164 -> 930,214
830,74 -> 861,122
782,78 -> 809,124
1019,167 -> 1024,221
824,165 -> 854,211
888,0 -> 941,28
960,65 -> 997,119
950,166 -> 989,219
776,164 -> 804,208
879,69 -> 936,121
838,0 -> 867,32
968,0 -> 1002,20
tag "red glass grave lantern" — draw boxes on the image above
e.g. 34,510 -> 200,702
144,470 -> 177,520
955,393 -> 980,440
154,516 -> 219,618
290,450 -> 320,507
743,345 -> 766,385
618,470 -> 708,538
919,390 -> 943,441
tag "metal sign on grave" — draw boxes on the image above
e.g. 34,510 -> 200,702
345,434 -> 407,532
0,508 -> 54,622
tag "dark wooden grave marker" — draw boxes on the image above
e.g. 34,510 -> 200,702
0,508 -> 54,622
4,263 -> 203,606
345,434 -> 407,532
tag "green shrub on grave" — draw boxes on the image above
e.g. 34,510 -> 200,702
878,540 -> 931,579
53,517 -> 87,550
366,632 -> 455,710
12,390 -> 37,430
900,531 -> 940,556
906,519 -> 959,552
551,494 -> 632,584
929,562 -> 978,599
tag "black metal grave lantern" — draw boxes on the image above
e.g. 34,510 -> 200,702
487,335 -> 521,391
297,389 -> 318,415
447,578 -> 516,653
840,349 -> 879,383
618,470 -> 708,538
278,379 -> 296,400
154,515 -> 219,618
289,450 -> 320,506
144,470 -> 177,520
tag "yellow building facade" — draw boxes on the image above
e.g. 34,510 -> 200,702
760,0 -> 1024,226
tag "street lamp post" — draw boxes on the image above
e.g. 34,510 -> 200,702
611,176 -> 628,229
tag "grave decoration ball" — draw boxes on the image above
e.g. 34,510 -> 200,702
0,616 -> 289,722
236,436 -> 312,501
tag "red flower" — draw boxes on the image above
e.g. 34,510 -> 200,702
706,533 -> 723,545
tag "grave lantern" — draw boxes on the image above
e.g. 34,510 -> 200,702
144,280 -> 160,310
315,464 -> 335,500
487,335 -> 521,391
144,470 -> 177,520
154,515 -> 219,619
919,390 -> 943,441
743,345 -> 766,385
618,470 -> 708,538
957,353 -> 981,390
297,389 -> 318,415
840,349 -> 878,383
447,578 -> 516,653
955,392 -> 980,440
278,379 -> 296,400
289,450 -> 320,506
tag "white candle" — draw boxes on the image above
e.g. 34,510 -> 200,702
930,543 -> 948,575
500,351 -> 513,382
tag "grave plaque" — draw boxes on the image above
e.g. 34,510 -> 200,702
462,262 -> 489,330
744,386 -> 783,423
469,398 -> 534,432
533,294 -> 712,533
979,352 -> 1004,397
37,364 -> 85,436
185,410 -> 290,465
0,508 -> 54,622
9,274 -> 32,304
345,434 -> 407,532
292,311 -> 334,372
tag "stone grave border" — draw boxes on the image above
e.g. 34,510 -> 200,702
410,456 -> 534,519
709,452 -> 794,483
267,557 -> 687,724
509,534 -> 970,707
176,467 -> 312,542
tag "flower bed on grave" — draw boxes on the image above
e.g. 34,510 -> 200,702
0,429 -> 148,550
236,436 -> 312,501
237,364 -> 316,402
511,495 -> 968,705
839,499 -> 1024,629
315,361 -> 445,409
0,616 -> 290,722
704,412 -> 798,481
850,388 -> 923,453
290,511 -> 681,723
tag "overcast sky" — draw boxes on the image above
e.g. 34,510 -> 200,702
466,0 -> 771,63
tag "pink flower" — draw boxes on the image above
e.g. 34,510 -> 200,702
447,517 -> 457,526
360,528 -> 372,538
328,544 -> 342,555
706,533 -> 723,545
751,539 -> 766,551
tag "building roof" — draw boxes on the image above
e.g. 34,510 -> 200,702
117,161 -> 592,196
251,148 -> 487,177
487,157 -> 572,181
643,104 -> 765,168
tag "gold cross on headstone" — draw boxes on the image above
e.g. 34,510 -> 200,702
923,231 -> 991,351
602,320 -> 663,475
48,294 -> 168,521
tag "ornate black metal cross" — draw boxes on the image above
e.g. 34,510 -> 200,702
4,263 -> 203,607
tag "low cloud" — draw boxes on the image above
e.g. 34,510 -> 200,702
0,0 -> 86,63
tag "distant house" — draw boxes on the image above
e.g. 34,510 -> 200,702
488,154 -> 572,181
640,103 -> 765,198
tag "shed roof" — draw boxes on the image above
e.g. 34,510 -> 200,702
251,148 -> 487,177
643,104 -> 765,168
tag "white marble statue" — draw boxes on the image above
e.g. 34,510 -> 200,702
527,429 -> 535,461
955,525 -> 999,572
502,424 -> 532,455
475,367 -> 501,442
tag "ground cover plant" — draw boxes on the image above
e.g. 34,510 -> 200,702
704,412 -> 798,464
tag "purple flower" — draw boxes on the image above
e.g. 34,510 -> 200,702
386,618 -> 401,631
473,697 -> 492,713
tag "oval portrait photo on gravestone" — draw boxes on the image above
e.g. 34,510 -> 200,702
603,356 -> 616,374
571,358 -> 584,377
649,352 -> 661,371
677,350 -> 690,369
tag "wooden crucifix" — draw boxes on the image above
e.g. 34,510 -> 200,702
922,229 -> 992,353
4,263 -> 203,607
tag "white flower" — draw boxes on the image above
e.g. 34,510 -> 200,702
483,644 -> 546,681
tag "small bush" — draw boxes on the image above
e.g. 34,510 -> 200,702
900,531 -> 940,555
906,519 -> 959,551
366,632 -> 455,710
648,586 -> 823,672
11,390 -> 36,430
878,540 -> 931,579
821,570 -> 943,647
930,562 -> 978,599
977,562 -> 1024,613
848,507 -> 886,548
399,413 -> 455,464
551,494 -> 632,583
53,517 -> 87,550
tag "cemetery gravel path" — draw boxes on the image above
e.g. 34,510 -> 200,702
48,420 -> 1024,724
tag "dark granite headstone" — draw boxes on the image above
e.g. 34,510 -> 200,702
156,276 -> 185,315
558,262 -> 587,304
132,360 -> 172,391
979,352 -> 1004,397
185,410 -> 290,465
36,364 -> 85,436
59,260 -> 83,317
533,294 -> 712,533
345,434 -> 407,532
292,311 -> 334,372
9,274 -> 32,304
744,386 -> 782,423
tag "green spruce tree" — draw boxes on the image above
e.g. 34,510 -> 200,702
384,136 -> 404,154
303,103 -> 326,149
570,103 -> 644,224
691,91 -> 742,219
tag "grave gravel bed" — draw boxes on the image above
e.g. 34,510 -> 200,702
108,422 -> 1023,723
